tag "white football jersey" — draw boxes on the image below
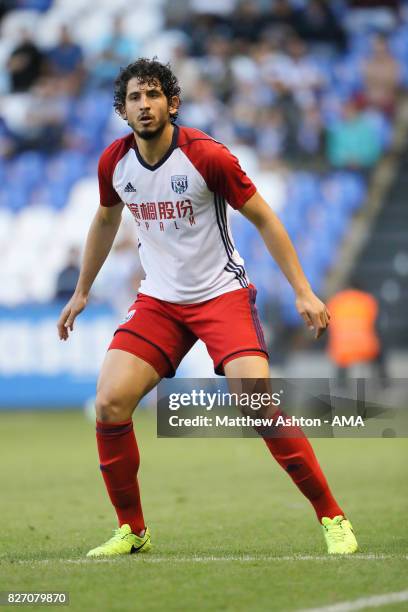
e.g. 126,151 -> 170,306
98,125 -> 256,304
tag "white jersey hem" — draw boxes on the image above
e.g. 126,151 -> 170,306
137,281 -> 249,305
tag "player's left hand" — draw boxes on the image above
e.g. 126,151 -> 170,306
295,290 -> 330,339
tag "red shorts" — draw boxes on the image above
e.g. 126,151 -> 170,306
109,285 -> 269,378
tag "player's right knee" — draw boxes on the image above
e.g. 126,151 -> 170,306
95,391 -> 137,423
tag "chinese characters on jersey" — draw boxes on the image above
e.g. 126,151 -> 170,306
128,199 -> 195,231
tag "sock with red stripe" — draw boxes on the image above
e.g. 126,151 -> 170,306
262,413 -> 344,521
96,419 -> 145,535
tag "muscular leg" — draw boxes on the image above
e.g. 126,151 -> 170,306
95,350 -> 161,534
224,356 -> 344,521
96,349 -> 161,423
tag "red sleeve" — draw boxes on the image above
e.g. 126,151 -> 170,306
205,143 -> 256,209
180,131 -> 256,209
98,141 -> 123,207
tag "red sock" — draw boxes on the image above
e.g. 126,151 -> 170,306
262,414 -> 344,521
96,419 -> 145,534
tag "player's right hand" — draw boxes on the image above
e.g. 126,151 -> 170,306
57,293 -> 88,341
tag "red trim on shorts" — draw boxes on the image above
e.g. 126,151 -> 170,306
109,328 -> 175,378
216,348 -> 269,375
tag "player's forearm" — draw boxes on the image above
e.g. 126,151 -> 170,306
74,212 -> 121,297
258,217 -> 311,297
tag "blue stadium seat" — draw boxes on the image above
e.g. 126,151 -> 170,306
2,184 -> 27,212
11,151 -> 46,191
45,151 -> 87,191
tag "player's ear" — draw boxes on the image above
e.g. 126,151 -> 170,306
169,96 -> 180,118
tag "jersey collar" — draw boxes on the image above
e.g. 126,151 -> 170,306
133,124 -> 179,171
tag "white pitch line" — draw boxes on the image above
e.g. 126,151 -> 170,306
298,590 -> 408,612
8,553 -> 407,565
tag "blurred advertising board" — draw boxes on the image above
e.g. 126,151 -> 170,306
0,303 -> 115,408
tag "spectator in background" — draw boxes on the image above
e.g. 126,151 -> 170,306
293,0 -> 347,53
170,43 -> 201,99
200,36 -> 234,102
326,279 -> 388,385
180,78 -> 223,134
327,99 -> 382,169
260,0 -> 296,37
25,77 -> 69,152
89,16 -> 137,90
6,28 -> 45,92
284,35 -> 325,108
47,25 -> 84,95
55,246 -> 80,301
183,13 -> 230,57
229,93 -> 257,144
255,107 -> 287,161
1,76 -> 69,155
259,35 -> 324,111
358,33 -> 400,115
229,0 -> 262,43
297,103 -> 324,157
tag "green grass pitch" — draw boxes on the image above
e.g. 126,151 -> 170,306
0,410 -> 407,611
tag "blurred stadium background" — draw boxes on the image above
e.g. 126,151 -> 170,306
0,0 -> 407,408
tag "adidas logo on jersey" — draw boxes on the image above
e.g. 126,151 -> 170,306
124,182 -> 137,192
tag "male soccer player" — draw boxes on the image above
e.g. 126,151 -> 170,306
57,58 -> 358,557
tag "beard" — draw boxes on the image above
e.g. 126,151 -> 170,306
130,118 -> 167,141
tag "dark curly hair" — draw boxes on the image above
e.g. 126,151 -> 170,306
113,57 -> 181,123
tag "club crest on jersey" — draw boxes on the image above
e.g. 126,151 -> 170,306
171,175 -> 188,194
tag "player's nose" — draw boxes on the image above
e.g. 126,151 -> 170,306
139,94 -> 150,109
